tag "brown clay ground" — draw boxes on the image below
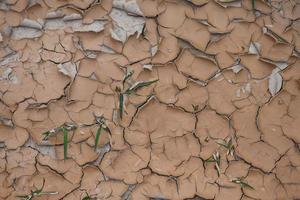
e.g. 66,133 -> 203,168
0,0 -> 300,199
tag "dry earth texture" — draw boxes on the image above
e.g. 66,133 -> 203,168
0,0 -> 299,199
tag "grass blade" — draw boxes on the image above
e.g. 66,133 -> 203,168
62,127 -> 68,160
42,129 -> 58,141
216,138 -> 235,156
252,0 -> 255,13
94,125 -> 102,151
241,182 -> 255,190
82,192 -> 91,200
42,131 -> 51,141
17,178 -> 57,200
119,93 -> 124,119
33,178 -> 45,195
125,79 -> 158,94
206,152 -> 221,175
232,177 -> 254,190
16,195 -> 32,200
122,70 -> 134,86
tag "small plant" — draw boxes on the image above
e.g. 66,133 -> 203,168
82,192 -> 91,200
216,138 -> 235,156
42,122 -> 77,160
232,177 -> 254,190
192,104 -> 199,113
206,152 -> 221,175
93,115 -> 109,151
17,178 -> 58,200
82,192 -> 97,200
118,70 -> 158,119
252,0 -> 256,13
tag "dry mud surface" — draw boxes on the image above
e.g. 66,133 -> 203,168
0,0 -> 300,199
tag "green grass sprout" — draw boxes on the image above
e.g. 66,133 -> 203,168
118,72 -> 158,119
232,177 -> 254,190
93,115 -> 109,151
216,138 -> 235,156
17,178 -> 58,200
42,122 -> 77,160
206,151 -> 221,175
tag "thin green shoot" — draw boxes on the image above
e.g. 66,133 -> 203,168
122,70 -> 134,86
206,152 -> 221,175
17,178 -> 58,200
232,177 -> 254,190
124,79 -> 158,95
118,79 -> 158,119
82,191 -> 97,200
216,138 -> 235,156
119,93 -> 124,119
82,192 -> 91,200
42,123 -> 77,160
94,125 -> 102,151
252,0 -> 256,13
62,127 -> 68,160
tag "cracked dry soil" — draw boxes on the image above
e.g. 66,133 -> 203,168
0,0 -> 300,199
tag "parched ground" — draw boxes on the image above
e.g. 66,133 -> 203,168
0,0 -> 300,199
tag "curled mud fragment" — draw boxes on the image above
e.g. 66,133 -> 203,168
11,19 -> 43,40
44,0 -> 94,10
149,133 -> 200,176
0,116 -> 13,127
0,126 -> 28,149
81,166 -> 104,189
215,175 -> 243,200
92,93 -> 116,120
123,36 -> 151,63
155,64 -> 186,104
207,76 -> 248,115
45,15 -> 107,33
109,7 -> 145,43
175,82 -> 208,112
240,55 -> 275,79
1,67 -> 36,107
236,138 -> 280,173
136,0 -> 163,17
6,147 -> 38,185
152,29 -> 180,64
175,18 -> 210,51
8,163 -> 78,200
0,172 -> 13,199
10,13 -> 107,40
31,62 -> 70,103
131,174 -> 182,199
100,149 -> 148,184
197,109 -> 231,140
274,146 -> 300,199
176,49 -> 219,81
93,180 -> 129,199
113,0 -> 143,16
0,149 -> 6,173
107,122 -> 127,150
57,61 -> 77,80
55,142 -> 98,165
281,95 -> 300,143
259,91 -> 295,153
232,105 -> 261,141
37,154 -> 83,184
243,169 -> 288,199
157,2 -> 190,29
68,76 -> 98,106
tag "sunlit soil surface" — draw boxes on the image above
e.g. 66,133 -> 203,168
0,0 -> 300,199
